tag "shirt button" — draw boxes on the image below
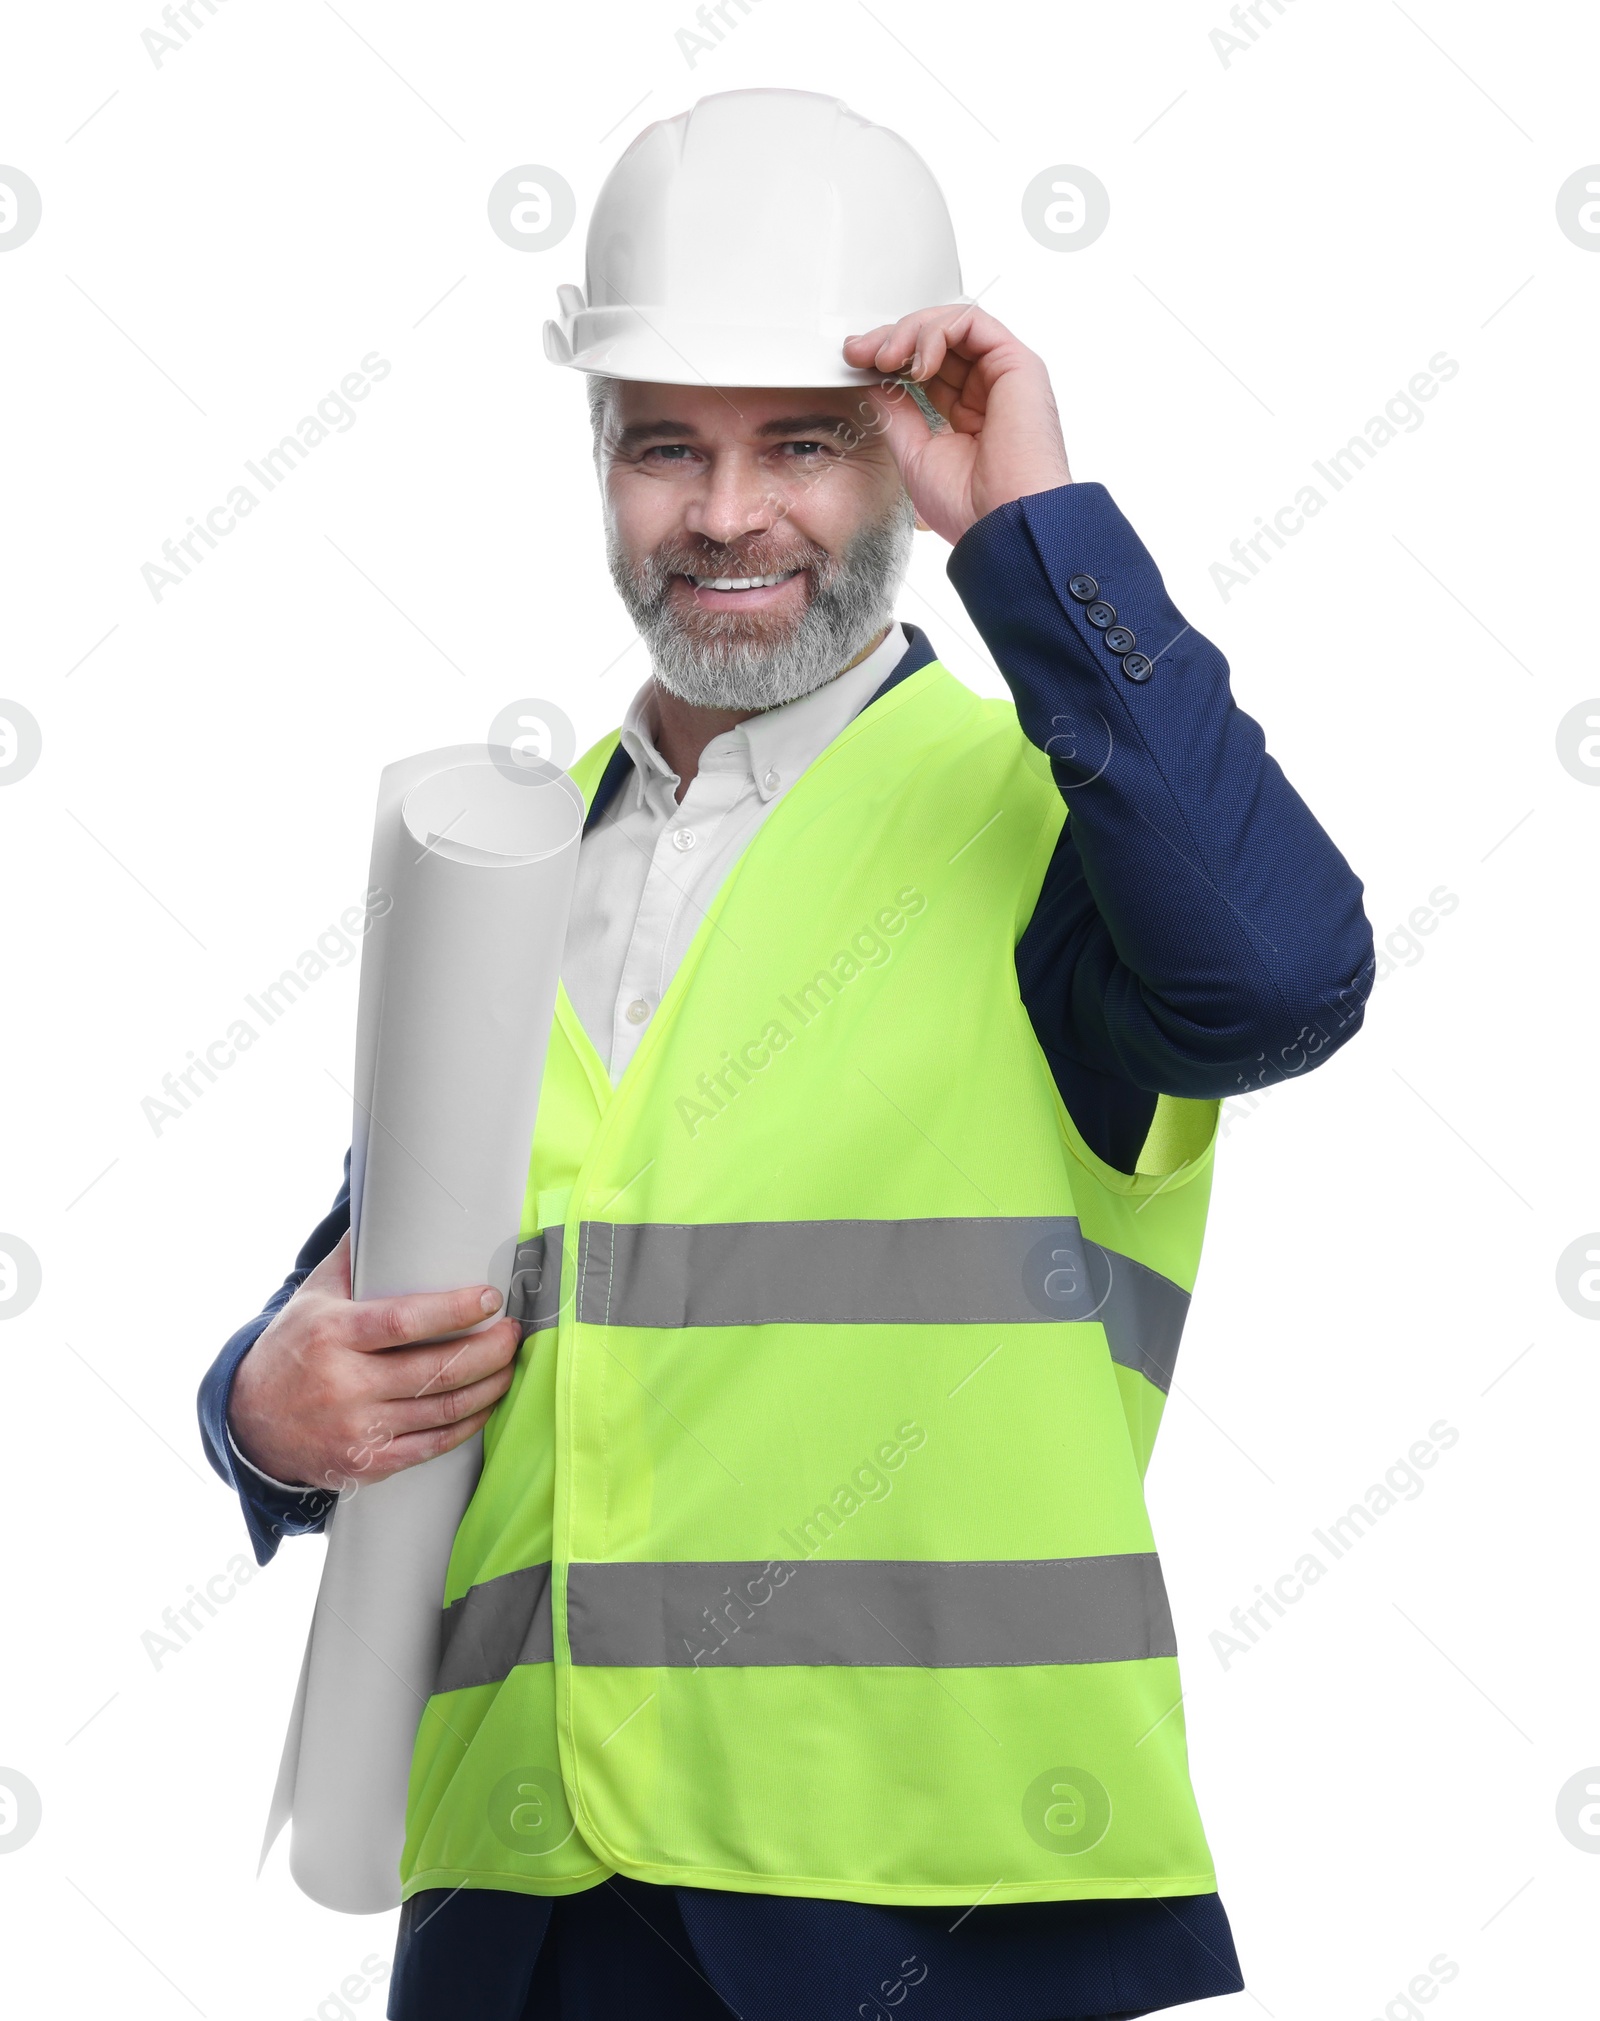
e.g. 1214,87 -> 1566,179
671,827 -> 697,852
763,767 -> 780,791
625,997 -> 651,1024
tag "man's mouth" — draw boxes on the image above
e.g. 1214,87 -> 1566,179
693,568 -> 799,590
677,566 -> 808,611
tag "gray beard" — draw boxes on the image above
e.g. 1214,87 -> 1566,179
606,494 -> 916,711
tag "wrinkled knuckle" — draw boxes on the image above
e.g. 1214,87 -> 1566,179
375,1298 -> 413,1342
421,1351 -> 462,1401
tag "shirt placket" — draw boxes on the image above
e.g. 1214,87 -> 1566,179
610,753 -> 748,1076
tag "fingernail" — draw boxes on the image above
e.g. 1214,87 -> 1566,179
480,1288 -> 502,1313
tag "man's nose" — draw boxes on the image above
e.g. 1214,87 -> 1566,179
681,452 -> 782,549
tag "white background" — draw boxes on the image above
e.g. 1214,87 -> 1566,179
2,1 -> 1597,2016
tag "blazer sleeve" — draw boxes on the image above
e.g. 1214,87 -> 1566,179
196,1153 -> 351,1566
946,481 -> 1375,1172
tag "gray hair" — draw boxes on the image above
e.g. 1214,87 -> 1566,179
585,373 -> 614,458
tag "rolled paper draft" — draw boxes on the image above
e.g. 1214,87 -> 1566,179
260,745 -> 583,1913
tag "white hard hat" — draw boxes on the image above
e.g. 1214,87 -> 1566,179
543,88 -> 965,389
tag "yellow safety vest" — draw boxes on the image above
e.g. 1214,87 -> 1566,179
401,658 -> 1222,1907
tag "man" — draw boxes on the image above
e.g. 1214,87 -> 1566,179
201,91 -> 1373,2021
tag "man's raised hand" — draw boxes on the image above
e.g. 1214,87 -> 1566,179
844,305 -> 1072,544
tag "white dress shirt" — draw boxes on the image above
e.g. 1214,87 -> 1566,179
562,619 -> 911,1080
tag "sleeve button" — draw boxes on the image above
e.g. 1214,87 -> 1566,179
1067,573 -> 1099,601
1121,652 -> 1154,682
1085,601 -> 1116,628
1104,626 -> 1136,653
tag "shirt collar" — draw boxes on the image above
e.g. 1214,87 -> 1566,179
616,620 -> 911,812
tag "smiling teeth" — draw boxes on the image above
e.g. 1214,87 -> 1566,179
695,569 -> 798,590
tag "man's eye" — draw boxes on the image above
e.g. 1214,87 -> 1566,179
644,445 -> 695,463
783,440 -> 831,458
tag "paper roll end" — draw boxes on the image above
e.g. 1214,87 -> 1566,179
289,1832 -> 404,1914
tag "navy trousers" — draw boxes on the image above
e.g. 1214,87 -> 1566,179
387,1875 -> 1244,2020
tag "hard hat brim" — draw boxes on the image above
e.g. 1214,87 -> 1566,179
544,312 -> 894,390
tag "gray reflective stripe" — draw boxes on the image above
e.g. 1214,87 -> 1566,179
436,1562 -> 552,1692
576,1218 -> 1189,1392
433,1553 -> 1173,1688
1087,1247 -> 1191,1394
566,1556 -> 1174,1669
507,1227 -> 564,1334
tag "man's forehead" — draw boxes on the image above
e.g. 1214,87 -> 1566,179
610,381 -> 874,442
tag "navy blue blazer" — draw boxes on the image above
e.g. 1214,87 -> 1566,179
199,483 -> 1374,2021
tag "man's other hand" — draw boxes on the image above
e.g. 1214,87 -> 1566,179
227,1230 -> 521,1492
